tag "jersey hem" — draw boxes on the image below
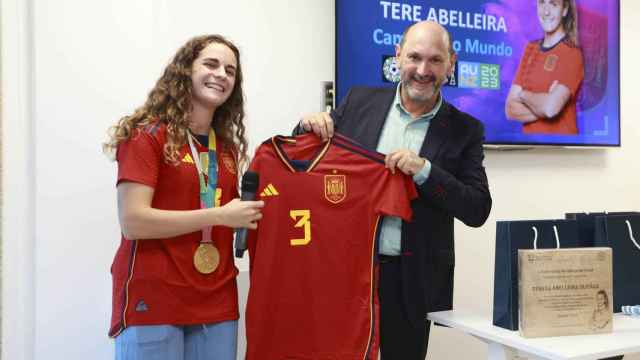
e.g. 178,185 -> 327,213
109,311 -> 239,338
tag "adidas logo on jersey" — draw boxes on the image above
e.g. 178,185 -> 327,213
135,300 -> 149,312
260,184 -> 279,197
182,154 -> 194,164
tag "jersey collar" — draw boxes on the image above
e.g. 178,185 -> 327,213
271,135 -> 332,173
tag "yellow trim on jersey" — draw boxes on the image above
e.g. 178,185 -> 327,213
362,215 -> 380,360
111,239 -> 139,338
271,136 -> 332,173
272,137 -> 296,172
306,139 -> 332,173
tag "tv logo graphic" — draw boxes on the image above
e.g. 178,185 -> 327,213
381,55 -> 400,83
458,61 -> 500,90
446,62 -> 458,87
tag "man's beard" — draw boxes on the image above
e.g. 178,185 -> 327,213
403,77 -> 442,103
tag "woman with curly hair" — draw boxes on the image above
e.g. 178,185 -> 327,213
104,34 -> 263,360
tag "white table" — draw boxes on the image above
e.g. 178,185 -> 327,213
427,310 -> 640,360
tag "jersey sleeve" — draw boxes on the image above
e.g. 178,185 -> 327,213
374,170 -> 417,222
116,130 -> 163,188
512,42 -> 535,87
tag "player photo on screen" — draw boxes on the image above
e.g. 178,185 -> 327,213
505,0 -> 583,135
336,0 -> 620,146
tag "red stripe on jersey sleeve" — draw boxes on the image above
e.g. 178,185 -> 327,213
332,133 -> 386,163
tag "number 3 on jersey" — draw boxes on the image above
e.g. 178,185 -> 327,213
290,209 -> 311,246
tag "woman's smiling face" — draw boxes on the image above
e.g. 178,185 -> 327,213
537,0 -> 568,37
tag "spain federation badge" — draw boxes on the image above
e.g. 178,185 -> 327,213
544,54 -> 558,72
324,174 -> 346,204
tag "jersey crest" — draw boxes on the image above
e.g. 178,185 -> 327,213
544,54 -> 558,72
324,174 -> 346,204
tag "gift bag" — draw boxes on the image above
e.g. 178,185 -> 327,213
594,214 -> 640,312
493,219 -> 580,330
565,212 -> 638,247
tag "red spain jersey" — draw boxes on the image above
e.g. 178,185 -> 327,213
514,39 -> 584,134
245,133 -> 417,360
109,122 -> 240,337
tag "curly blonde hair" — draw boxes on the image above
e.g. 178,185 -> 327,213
103,34 -> 248,169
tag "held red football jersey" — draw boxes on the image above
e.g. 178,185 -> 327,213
245,133 -> 417,360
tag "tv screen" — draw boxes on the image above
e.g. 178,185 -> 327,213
335,0 -> 620,147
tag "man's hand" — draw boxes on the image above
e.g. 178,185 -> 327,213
300,112 -> 334,141
385,149 -> 426,176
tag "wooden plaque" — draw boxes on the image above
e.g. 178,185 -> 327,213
518,248 -> 613,338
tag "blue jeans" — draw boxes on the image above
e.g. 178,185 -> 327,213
115,321 -> 237,360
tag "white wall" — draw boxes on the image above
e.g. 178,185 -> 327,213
2,0 -> 639,359
1,0 -> 36,359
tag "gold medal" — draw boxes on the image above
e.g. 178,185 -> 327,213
188,131 -> 220,275
193,243 -> 220,274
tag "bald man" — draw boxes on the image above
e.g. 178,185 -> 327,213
295,21 -> 492,359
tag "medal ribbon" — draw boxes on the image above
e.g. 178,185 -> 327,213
188,128 -> 218,244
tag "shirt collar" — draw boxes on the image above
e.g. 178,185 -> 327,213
393,83 -> 443,122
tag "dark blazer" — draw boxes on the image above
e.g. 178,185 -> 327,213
299,86 -> 492,325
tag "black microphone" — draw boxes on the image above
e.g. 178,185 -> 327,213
235,171 -> 260,258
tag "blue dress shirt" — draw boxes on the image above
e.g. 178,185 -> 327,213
376,84 -> 442,255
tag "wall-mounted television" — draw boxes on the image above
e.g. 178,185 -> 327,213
336,0 -> 620,147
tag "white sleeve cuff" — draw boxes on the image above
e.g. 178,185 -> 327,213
412,159 -> 431,185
